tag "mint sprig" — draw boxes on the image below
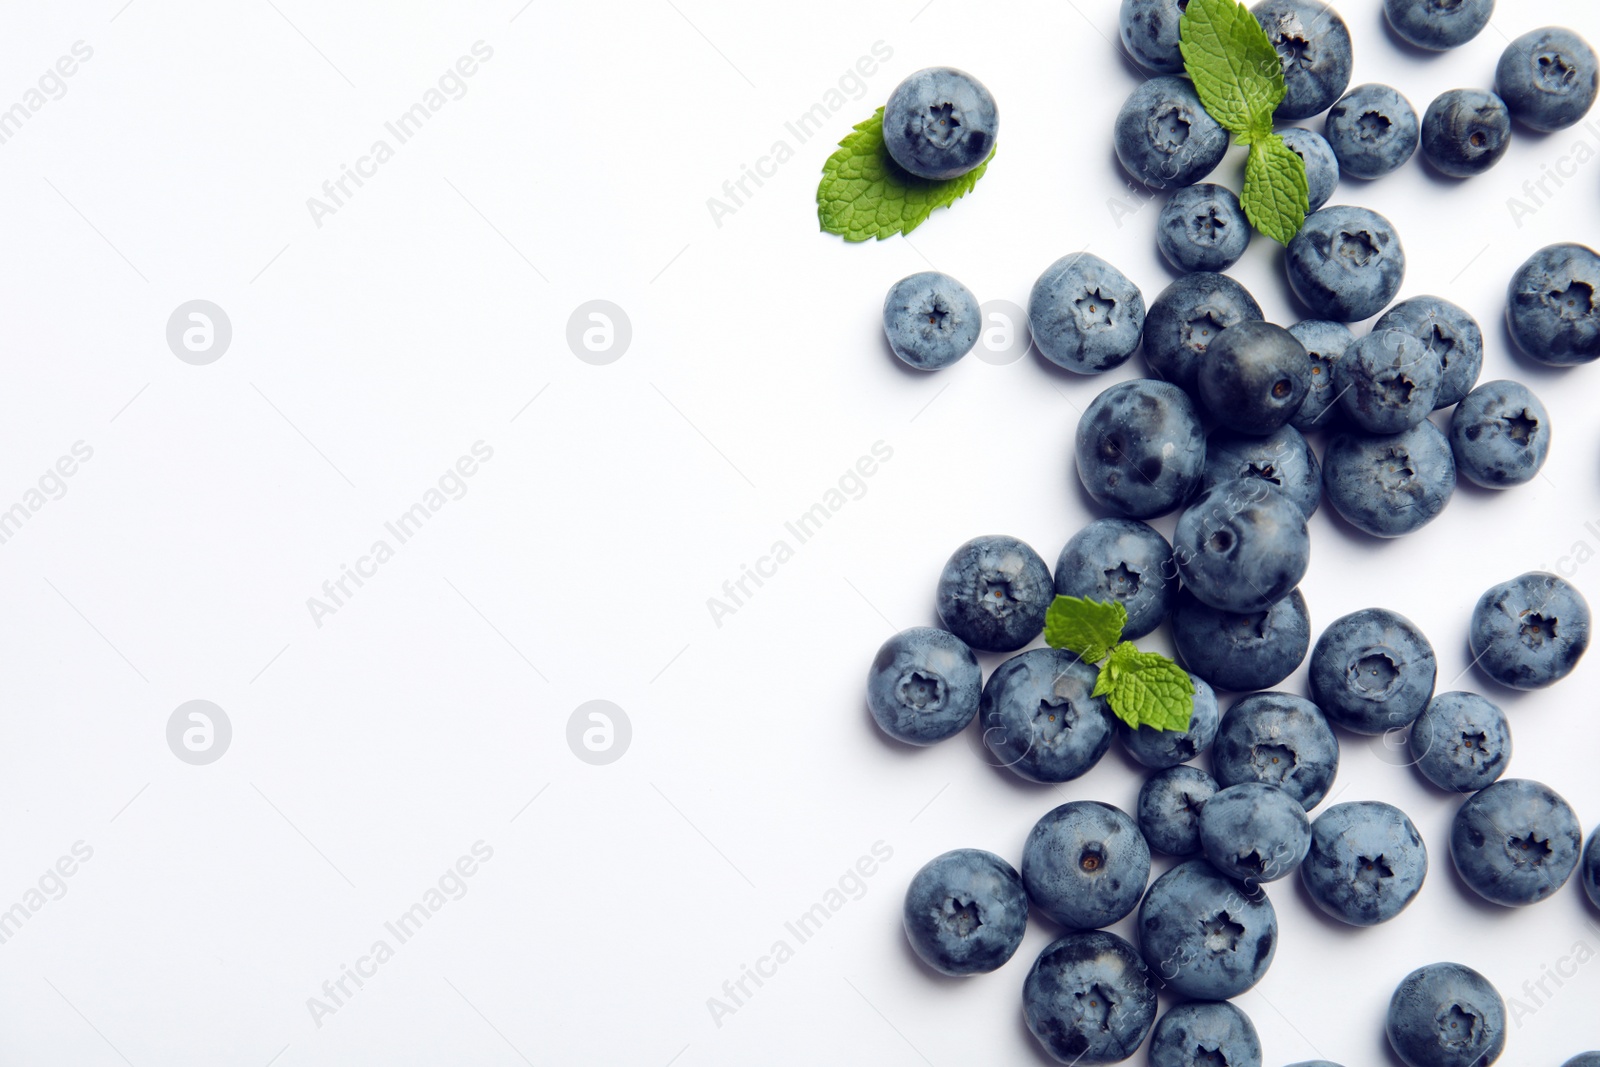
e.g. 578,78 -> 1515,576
1044,596 -> 1196,733
1179,0 -> 1309,244
817,108 -> 995,242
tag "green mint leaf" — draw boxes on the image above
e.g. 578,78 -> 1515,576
1179,0 -> 1286,137
1043,595 -> 1127,666
1242,132 -> 1310,245
1100,641 -> 1196,732
817,108 -> 995,242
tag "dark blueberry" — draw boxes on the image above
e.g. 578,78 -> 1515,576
1201,425 -> 1321,519
1387,962 -> 1507,1067
1253,0 -> 1354,120
1137,859 -> 1279,1000
1173,480 -> 1310,614
1139,765 -> 1220,856
1119,0 -> 1190,74
1469,571 -> 1591,690
1055,518 -> 1177,640
882,271 -> 981,370
1173,587 -> 1312,693
1286,206 -> 1405,322
1584,828 -> 1600,911
1308,608 -> 1437,736
1120,673 -> 1219,769
903,848 -> 1029,975
1322,421 -> 1455,538
1029,253 -> 1147,373
1451,778 -> 1584,906
1212,691 -> 1340,810
1497,27 -> 1599,132
1280,127 -> 1341,212
1198,321 -> 1312,435
1288,319 -> 1357,430
1301,801 -> 1428,925
1158,183 -> 1252,273
881,67 -> 998,181
1421,89 -> 1512,178
1384,0 -> 1494,51
1336,329 -> 1442,433
1409,691 -> 1511,793
980,648 -> 1118,783
1448,379 -> 1551,488
1144,272 -> 1265,396
1372,295 -> 1483,408
867,627 -> 981,745
1023,801 -> 1151,929
1324,84 -> 1420,179
1199,782 -> 1312,884
1506,243 -> 1600,366
1564,1056 -> 1600,1067
1024,930 -> 1159,1064
1075,378 -> 1207,519
936,535 -> 1054,652
1149,1000 -> 1263,1067
1115,77 -> 1230,190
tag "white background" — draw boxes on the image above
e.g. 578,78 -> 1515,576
0,0 -> 1598,1064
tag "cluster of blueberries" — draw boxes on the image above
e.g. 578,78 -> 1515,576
869,2 -> 1600,1065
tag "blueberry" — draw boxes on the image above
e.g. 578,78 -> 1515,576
1383,0 -> 1494,51
1173,587 -> 1311,692
1285,1063 -> 1349,1067
1286,206 -> 1405,322
1309,608 -> 1437,736
903,848 -> 1029,975
1469,571 -> 1591,689
1371,295 -> 1483,408
881,67 -> 998,181
1448,379 -> 1551,488
1421,89 -> 1511,178
1279,128 -> 1340,213
1451,777 -> 1584,907
1496,27 -> 1599,132
1149,1000 -> 1263,1067
1387,962 -> 1507,1067
1198,322 -> 1312,435
1212,691 -> 1340,810
1336,329 -> 1441,433
1506,243 -> 1600,366
1120,673 -> 1219,769
1564,1057 -> 1600,1067
1252,0 -> 1354,120
1325,84 -> 1420,180
1028,253 -> 1146,373
1075,378 -> 1206,519
1584,828 -> 1600,910
1287,319 -> 1357,430
1157,183 -> 1252,273
1137,859 -> 1279,1000
1322,421 -> 1455,538
1199,782 -> 1312,883
1173,480 -> 1310,614
1054,518 -> 1176,640
1139,765 -> 1220,856
980,648 -> 1118,783
936,535 -> 1054,652
1023,930 -> 1159,1064
1144,272 -> 1265,395
882,271 -> 981,371
867,627 -> 981,745
1301,801 -> 1428,925
1119,0 -> 1189,74
1115,76 -> 1230,190
1023,801 -> 1151,929
1201,425 -> 1321,519
1409,691 -> 1511,793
